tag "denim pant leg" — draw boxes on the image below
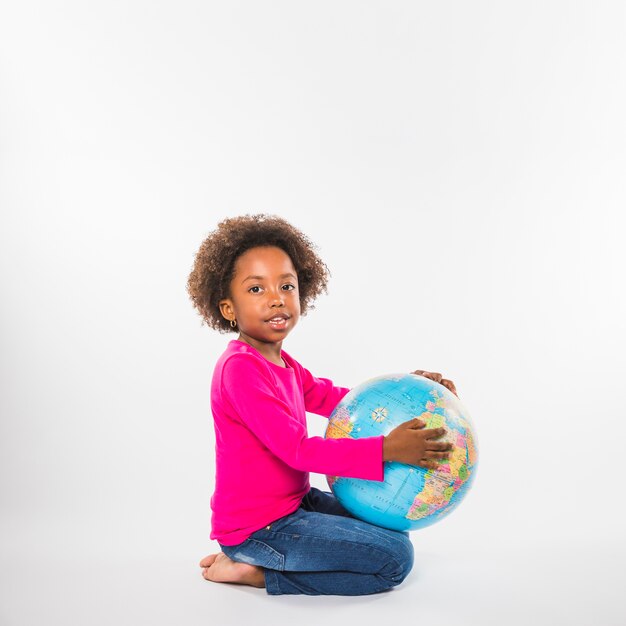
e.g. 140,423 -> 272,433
219,487 -> 414,596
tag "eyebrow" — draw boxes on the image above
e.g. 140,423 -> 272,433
241,272 -> 297,284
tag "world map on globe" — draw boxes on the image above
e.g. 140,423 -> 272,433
325,373 -> 479,532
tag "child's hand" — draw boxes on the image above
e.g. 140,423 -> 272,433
383,418 -> 453,469
411,369 -> 459,398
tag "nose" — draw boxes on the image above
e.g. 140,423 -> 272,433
268,288 -> 285,307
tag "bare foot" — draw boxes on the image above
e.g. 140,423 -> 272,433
199,552 -> 266,588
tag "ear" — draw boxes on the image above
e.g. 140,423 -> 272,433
218,298 -> 234,321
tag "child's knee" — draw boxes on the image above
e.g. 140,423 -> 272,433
381,536 -> 414,586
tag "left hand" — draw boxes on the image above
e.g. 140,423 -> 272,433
411,369 -> 459,398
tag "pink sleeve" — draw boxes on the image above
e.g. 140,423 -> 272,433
299,363 -> 351,417
221,353 -> 384,481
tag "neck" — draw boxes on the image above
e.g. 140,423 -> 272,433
237,334 -> 283,363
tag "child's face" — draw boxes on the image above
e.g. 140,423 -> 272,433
219,245 -> 301,346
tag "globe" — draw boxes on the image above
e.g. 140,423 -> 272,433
324,373 -> 478,532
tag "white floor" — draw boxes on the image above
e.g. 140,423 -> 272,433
1,517 -> 623,626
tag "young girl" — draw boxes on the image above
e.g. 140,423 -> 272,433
186,213 -> 458,596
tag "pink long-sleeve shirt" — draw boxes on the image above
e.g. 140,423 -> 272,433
209,339 -> 385,546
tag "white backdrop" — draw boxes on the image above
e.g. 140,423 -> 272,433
1,2 -> 624,625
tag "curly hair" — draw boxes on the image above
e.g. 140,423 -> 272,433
187,213 -> 331,333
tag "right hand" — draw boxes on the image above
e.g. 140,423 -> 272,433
383,418 -> 453,469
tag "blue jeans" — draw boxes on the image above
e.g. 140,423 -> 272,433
218,487 -> 414,595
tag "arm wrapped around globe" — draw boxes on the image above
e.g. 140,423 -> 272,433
324,373 -> 478,532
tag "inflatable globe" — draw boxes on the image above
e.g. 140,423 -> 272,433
324,373 -> 478,531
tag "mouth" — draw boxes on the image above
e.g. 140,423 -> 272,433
266,315 -> 290,329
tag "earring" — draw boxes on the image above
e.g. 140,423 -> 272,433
230,319 -> 237,328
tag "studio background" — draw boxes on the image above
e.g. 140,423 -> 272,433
1,2 -> 624,625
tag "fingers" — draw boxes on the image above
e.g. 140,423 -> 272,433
424,426 -> 447,439
423,450 -> 450,460
416,449 -> 452,470
423,443 -> 453,459
407,421 -> 455,447
408,423 -> 449,439
411,370 -> 459,397
441,378 -> 459,397
406,417 -> 427,429
412,370 -> 442,383
426,441 -> 453,451
416,459 -> 440,470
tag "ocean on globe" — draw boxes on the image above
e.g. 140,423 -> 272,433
324,373 -> 478,532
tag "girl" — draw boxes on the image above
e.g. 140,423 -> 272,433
186,213 -> 458,596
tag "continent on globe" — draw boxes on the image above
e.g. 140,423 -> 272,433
324,373 -> 478,532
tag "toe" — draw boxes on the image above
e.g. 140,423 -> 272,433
199,553 -> 221,567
